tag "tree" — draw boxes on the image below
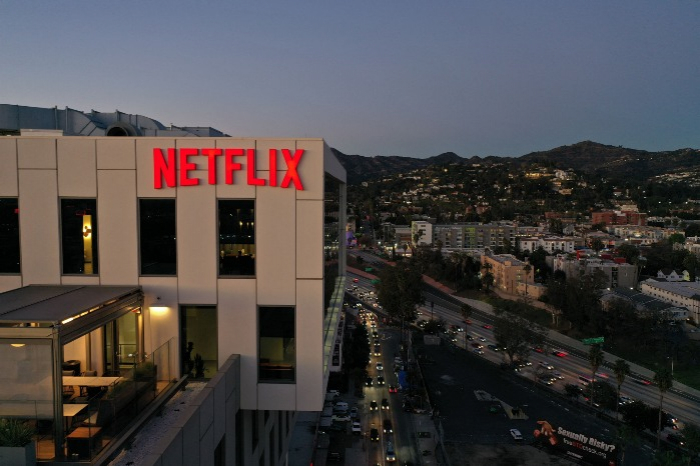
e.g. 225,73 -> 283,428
613,359 -> 631,420
590,237 -> 605,253
588,344 -> 605,406
493,311 -> 546,365
481,271 -> 494,293
422,318 -> 446,335
681,422 -> 700,466
654,367 -> 674,448
616,243 -> 640,264
523,262 -> 532,298
584,380 -> 618,411
668,233 -> 685,245
376,261 -> 424,340
651,450 -> 686,466
616,424 -> 640,466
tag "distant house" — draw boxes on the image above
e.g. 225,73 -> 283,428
656,269 -> 690,282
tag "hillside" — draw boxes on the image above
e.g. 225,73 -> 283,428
332,141 -> 700,185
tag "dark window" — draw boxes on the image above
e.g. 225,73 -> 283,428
219,200 -> 255,276
61,199 -> 98,274
139,199 -> 176,275
259,307 -> 295,383
0,198 -> 20,273
180,305 -> 217,379
235,410 -> 243,466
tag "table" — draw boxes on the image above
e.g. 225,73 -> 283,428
63,403 -> 88,431
62,376 -> 121,387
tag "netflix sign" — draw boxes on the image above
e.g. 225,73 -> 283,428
153,148 -> 305,190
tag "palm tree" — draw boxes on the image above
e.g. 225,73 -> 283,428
588,344 -> 605,407
654,367 -> 674,448
613,359 -> 631,420
617,424 -> 640,466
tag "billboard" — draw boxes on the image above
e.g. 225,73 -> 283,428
534,420 -> 617,466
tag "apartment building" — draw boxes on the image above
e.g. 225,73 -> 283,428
517,236 -> 576,254
639,279 -> 700,323
480,254 -> 533,295
432,222 -> 516,250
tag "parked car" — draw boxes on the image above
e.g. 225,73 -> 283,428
351,420 -> 361,434
510,428 -> 523,440
332,414 -> 351,422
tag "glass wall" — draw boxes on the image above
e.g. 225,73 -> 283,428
0,339 -> 53,420
139,199 -> 177,275
324,175 -> 342,314
259,307 -> 295,382
218,200 -> 255,276
0,198 -> 20,273
61,199 -> 98,274
180,306 -> 217,379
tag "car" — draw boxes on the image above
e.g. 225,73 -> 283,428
487,344 -> 499,351
365,377 -> 373,387
533,346 -> 544,353
332,414 -> 351,422
471,342 -> 483,349
351,420 -> 362,434
370,400 -> 379,411
381,398 -> 390,410
385,441 -> 396,462
353,278 -> 359,283
635,378 -> 652,386
376,362 -> 384,371
552,350 -> 568,357
466,334 -> 474,341
539,362 -> 554,370
388,385 -> 398,394
552,371 -> 564,380
377,376 -> 385,385
510,429 -> 523,440
373,345 -> 381,356
464,319 -> 472,324
539,376 -> 554,385
667,433 -> 685,446
473,348 -> 484,355
369,428 -> 379,441
383,419 -> 393,433
350,407 -> 359,418
482,324 -> 493,329
478,336 -> 486,342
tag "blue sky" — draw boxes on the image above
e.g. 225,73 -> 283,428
1,1 -> 698,158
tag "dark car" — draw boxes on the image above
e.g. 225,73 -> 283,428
388,385 -> 398,393
370,400 -> 379,411
365,377 -> 373,387
377,376 -> 385,386
370,428 -> 380,441
381,398 -> 390,410
383,419 -> 393,433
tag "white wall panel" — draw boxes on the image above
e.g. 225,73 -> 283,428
61,276 -> 99,285
140,277 -> 179,375
0,139 -> 18,196
296,200 -> 323,279
218,279 -> 258,409
57,138 -> 96,197
256,185 -> 295,304
0,276 -> 22,294
136,138 -> 176,198
18,170 -> 60,284
98,170 -> 138,284
17,138 -> 56,169
295,279 -> 324,410
177,171 -> 217,304
258,384 -> 296,411
295,139 -> 324,201
253,139 -> 295,172
97,138 -> 136,170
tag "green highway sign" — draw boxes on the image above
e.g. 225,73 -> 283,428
582,337 -> 604,345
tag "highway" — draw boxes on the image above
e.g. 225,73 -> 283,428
347,270 -> 700,435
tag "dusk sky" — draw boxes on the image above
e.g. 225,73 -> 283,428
1,1 -> 699,159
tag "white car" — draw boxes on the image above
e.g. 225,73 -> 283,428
539,362 -> 554,370
510,428 -> 523,440
351,420 -> 362,434
332,414 -> 351,422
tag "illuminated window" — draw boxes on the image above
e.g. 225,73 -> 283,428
61,199 -> 98,274
218,200 -> 255,276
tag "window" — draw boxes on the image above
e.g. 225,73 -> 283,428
61,199 -> 98,274
139,199 -> 176,275
259,307 -> 295,382
0,198 -> 20,273
219,200 -> 255,276
180,306 -> 217,379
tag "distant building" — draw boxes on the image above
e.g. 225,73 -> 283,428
481,253 -> 533,295
433,222 -> 516,250
639,279 -> 700,323
591,210 -> 647,226
411,220 -> 433,246
517,236 -> 576,254
551,255 -> 638,290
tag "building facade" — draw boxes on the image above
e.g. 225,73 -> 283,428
480,254 -> 533,295
639,279 -> 700,324
432,222 -> 516,250
0,127 -> 346,464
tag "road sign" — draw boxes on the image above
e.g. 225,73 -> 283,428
582,337 -> 604,345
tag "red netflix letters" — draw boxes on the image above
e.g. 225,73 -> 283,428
153,148 -> 305,190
